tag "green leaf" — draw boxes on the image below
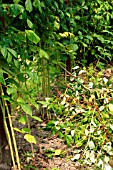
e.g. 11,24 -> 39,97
27,18 -> 33,28
65,135 -> 72,147
17,97 -> 25,103
30,99 -> 39,109
25,0 -> 33,13
13,0 -> 22,3
38,48 -> 49,59
76,141 -> 83,148
17,73 -> 25,82
24,134 -> 37,144
93,34 -> 104,42
18,116 -> 27,125
71,44 -> 78,51
22,128 -> 31,133
82,42 -> 88,47
7,48 -> 18,58
59,0 -> 63,3
14,127 -> 23,133
10,4 -> 24,17
1,95 -> 13,102
7,87 -> 17,95
25,30 -> 40,44
37,100 -> 48,105
17,98 -> 32,116
31,115 -> 42,122
7,52 -> 12,63
86,35 -> 93,41
14,59 -> 20,69
21,104 -> 32,116
33,0 -> 42,13
7,78 -> 19,87
58,130 -> 63,139
0,71 -> 6,85
46,120 -> 55,127
1,46 -> 7,58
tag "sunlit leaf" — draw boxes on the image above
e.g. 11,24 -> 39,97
71,154 -> 80,161
76,141 -> 83,148
72,66 -> 79,70
17,97 -> 25,103
14,127 -> 23,133
54,149 -> 62,156
27,18 -> 33,28
1,46 -> 7,58
103,77 -> 108,83
21,104 -> 32,116
7,52 -> 12,63
91,120 -> 97,127
25,30 -> 40,44
99,106 -> 105,111
90,126 -> 95,133
88,140 -> 95,149
85,129 -> 89,136
25,0 -> 33,12
38,48 -> 49,59
88,82 -> 93,88
30,99 -> 39,109
109,104 -> 113,112
78,69 -> 86,75
90,150 -> 96,163
71,130 -> 75,137
31,116 -> 42,122
37,100 -> 48,106
7,48 -> 18,58
18,116 -> 27,125
97,159 -> 104,168
109,124 -> 113,131
24,134 -> 37,144
22,128 -> 31,133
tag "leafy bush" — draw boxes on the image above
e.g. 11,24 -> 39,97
46,65 -> 113,169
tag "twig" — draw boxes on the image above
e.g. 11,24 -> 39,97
59,64 -> 90,91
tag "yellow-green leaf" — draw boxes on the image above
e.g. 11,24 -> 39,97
21,104 -> 32,116
18,115 -> 27,125
31,115 -> 42,122
7,48 -> 18,58
17,97 -> 25,103
22,128 -> 31,133
54,149 -> 62,156
25,30 -> 40,44
38,48 -> 49,60
109,104 -> 113,112
25,0 -> 33,13
24,134 -> 36,144
14,127 -> 23,133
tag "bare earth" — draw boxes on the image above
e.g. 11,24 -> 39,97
15,117 -> 94,170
